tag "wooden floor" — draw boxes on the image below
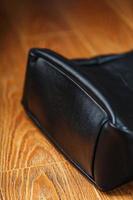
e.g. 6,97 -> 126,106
1,0 -> 133,199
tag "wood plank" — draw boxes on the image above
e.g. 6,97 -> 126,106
0,162 -> 98,200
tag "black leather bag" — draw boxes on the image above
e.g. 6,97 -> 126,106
22,48 -> 133,191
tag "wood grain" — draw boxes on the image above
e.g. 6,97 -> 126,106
0,0 -> 133,199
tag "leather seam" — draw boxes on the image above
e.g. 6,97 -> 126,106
91,120 -> 109,180
34,50 -> 115,123
35,57 -> 107,116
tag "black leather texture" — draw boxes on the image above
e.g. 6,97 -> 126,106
22,48 -> 133,191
